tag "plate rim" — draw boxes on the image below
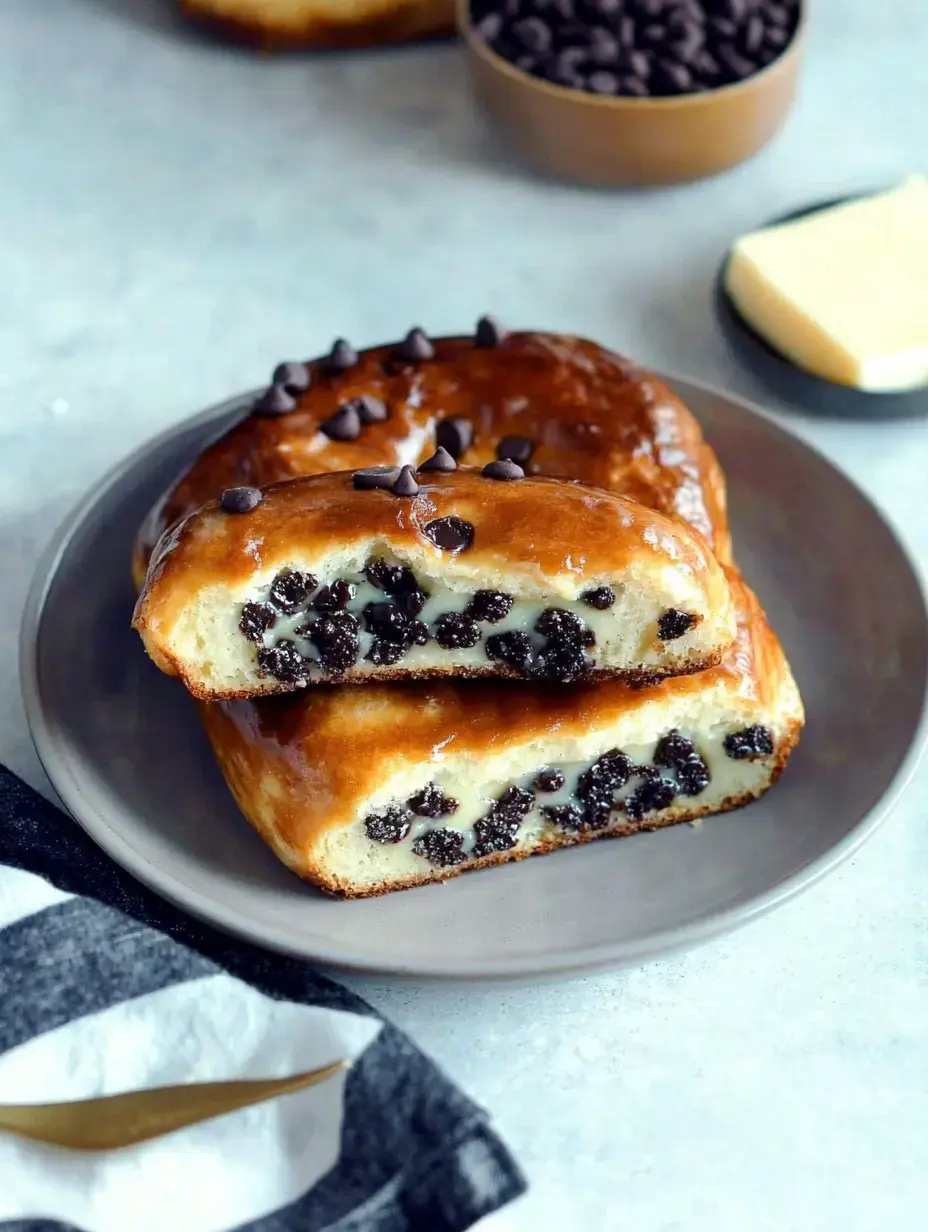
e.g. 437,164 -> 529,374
19,377 -> 928,981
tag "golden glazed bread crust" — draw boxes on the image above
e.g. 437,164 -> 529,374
179,0 -> 455,49
132,332 -> 732,588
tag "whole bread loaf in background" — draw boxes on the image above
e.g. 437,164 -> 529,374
180,0 -> 456,48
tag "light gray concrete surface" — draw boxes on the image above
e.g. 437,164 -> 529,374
2,2 -> 927,1228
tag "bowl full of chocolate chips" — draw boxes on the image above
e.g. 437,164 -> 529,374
459,0 -> 805,185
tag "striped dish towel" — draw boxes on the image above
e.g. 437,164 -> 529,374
0,765 -> 525,1232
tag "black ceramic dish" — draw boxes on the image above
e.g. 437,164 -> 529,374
715,194 -> 928,421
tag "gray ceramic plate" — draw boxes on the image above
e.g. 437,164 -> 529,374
20,377 -> 928,980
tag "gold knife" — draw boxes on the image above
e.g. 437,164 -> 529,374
0,1059 -> 349,1151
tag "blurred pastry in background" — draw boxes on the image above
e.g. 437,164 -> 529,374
179,0 -> 455,49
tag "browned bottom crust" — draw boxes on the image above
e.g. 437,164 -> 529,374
157,650 -> 725,701
276,723 -> 802,898
178,0 -> 456,50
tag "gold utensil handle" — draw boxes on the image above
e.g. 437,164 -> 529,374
0,1059 -> 349,1151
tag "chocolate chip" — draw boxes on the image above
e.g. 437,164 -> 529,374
671,24 -> 704,63
475,12 -> 503,40
653,730 -> 696,771
532,639 -> 587,683
269,569 -> 317,615
653,730 -> 710,796
717,41 -> 755,78
655,59 -> 692,91
709,16 -> 737,38
365,559 -> 420,595
423,516 -> 475,552
535,607 -> 594,646
434,612 -> 481,650
590,28 -> 619,63
475,315 -> 506,347
693,48 -> 720,76
657,608 -> 698,641
323,338 -> 358,374
413,620 -> 430,644
723,725 -> 774,760
587,69 -> 619,93
542,804 -> 585,831
320,403 -> 362,442
471,785 -> 535,856
514,16 -> 552,52
412,828 -> 465,867
418,446 -> 457,474
313,580 -> 356,612
353,465 -> 402,491
408,782 -> 459,818
534,767 -> 566,793
364,805 -> 412,844
220,485 -> 263,514
366,637 -> 410,666
496,435 -> 534,464
578,782 -> 615,830
307,611 -> 360,674
626,49 -> 651,77
252,384 -> 297,418
239,601 -> 276,644
256,641 -> 311,686
625,776 -> 677,821
363,601 -> 412,640
473,811 -> 522,856
345,394 -> 388,424
578,749 -> 632,795
485,630 -> 534,673
495,785 -> 535,820
724,0 -> 749,20
581,586 -> 615,610
271,361 -> 311,394
742,14 -> 765,53
482,458 -> 524,481
393,327 -> 435,363
391,465 -> 420,497
435,417 -> 474,459
396,587 -> 428,617
466,590 -> 513,624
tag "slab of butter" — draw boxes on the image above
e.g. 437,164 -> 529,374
725,177 -> 928,391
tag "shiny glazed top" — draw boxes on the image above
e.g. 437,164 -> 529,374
133,330 -> 732,583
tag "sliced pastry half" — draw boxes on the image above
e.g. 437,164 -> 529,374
133,463 -> 736,697
199,578 -> 804,897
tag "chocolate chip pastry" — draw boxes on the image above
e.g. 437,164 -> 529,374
133,467 -> 737,695
178,0 -> 454,49
132,325 -> 804,897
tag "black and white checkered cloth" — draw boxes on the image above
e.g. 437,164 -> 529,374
0,765 -> 525,1232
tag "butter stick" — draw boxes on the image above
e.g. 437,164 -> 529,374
725,177 -> 928,392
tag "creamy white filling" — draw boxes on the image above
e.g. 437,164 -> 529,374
246,563 -> 688,681
343,727 -> 776,877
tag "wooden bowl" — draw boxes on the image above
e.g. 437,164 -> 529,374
458,1 -> 806,187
